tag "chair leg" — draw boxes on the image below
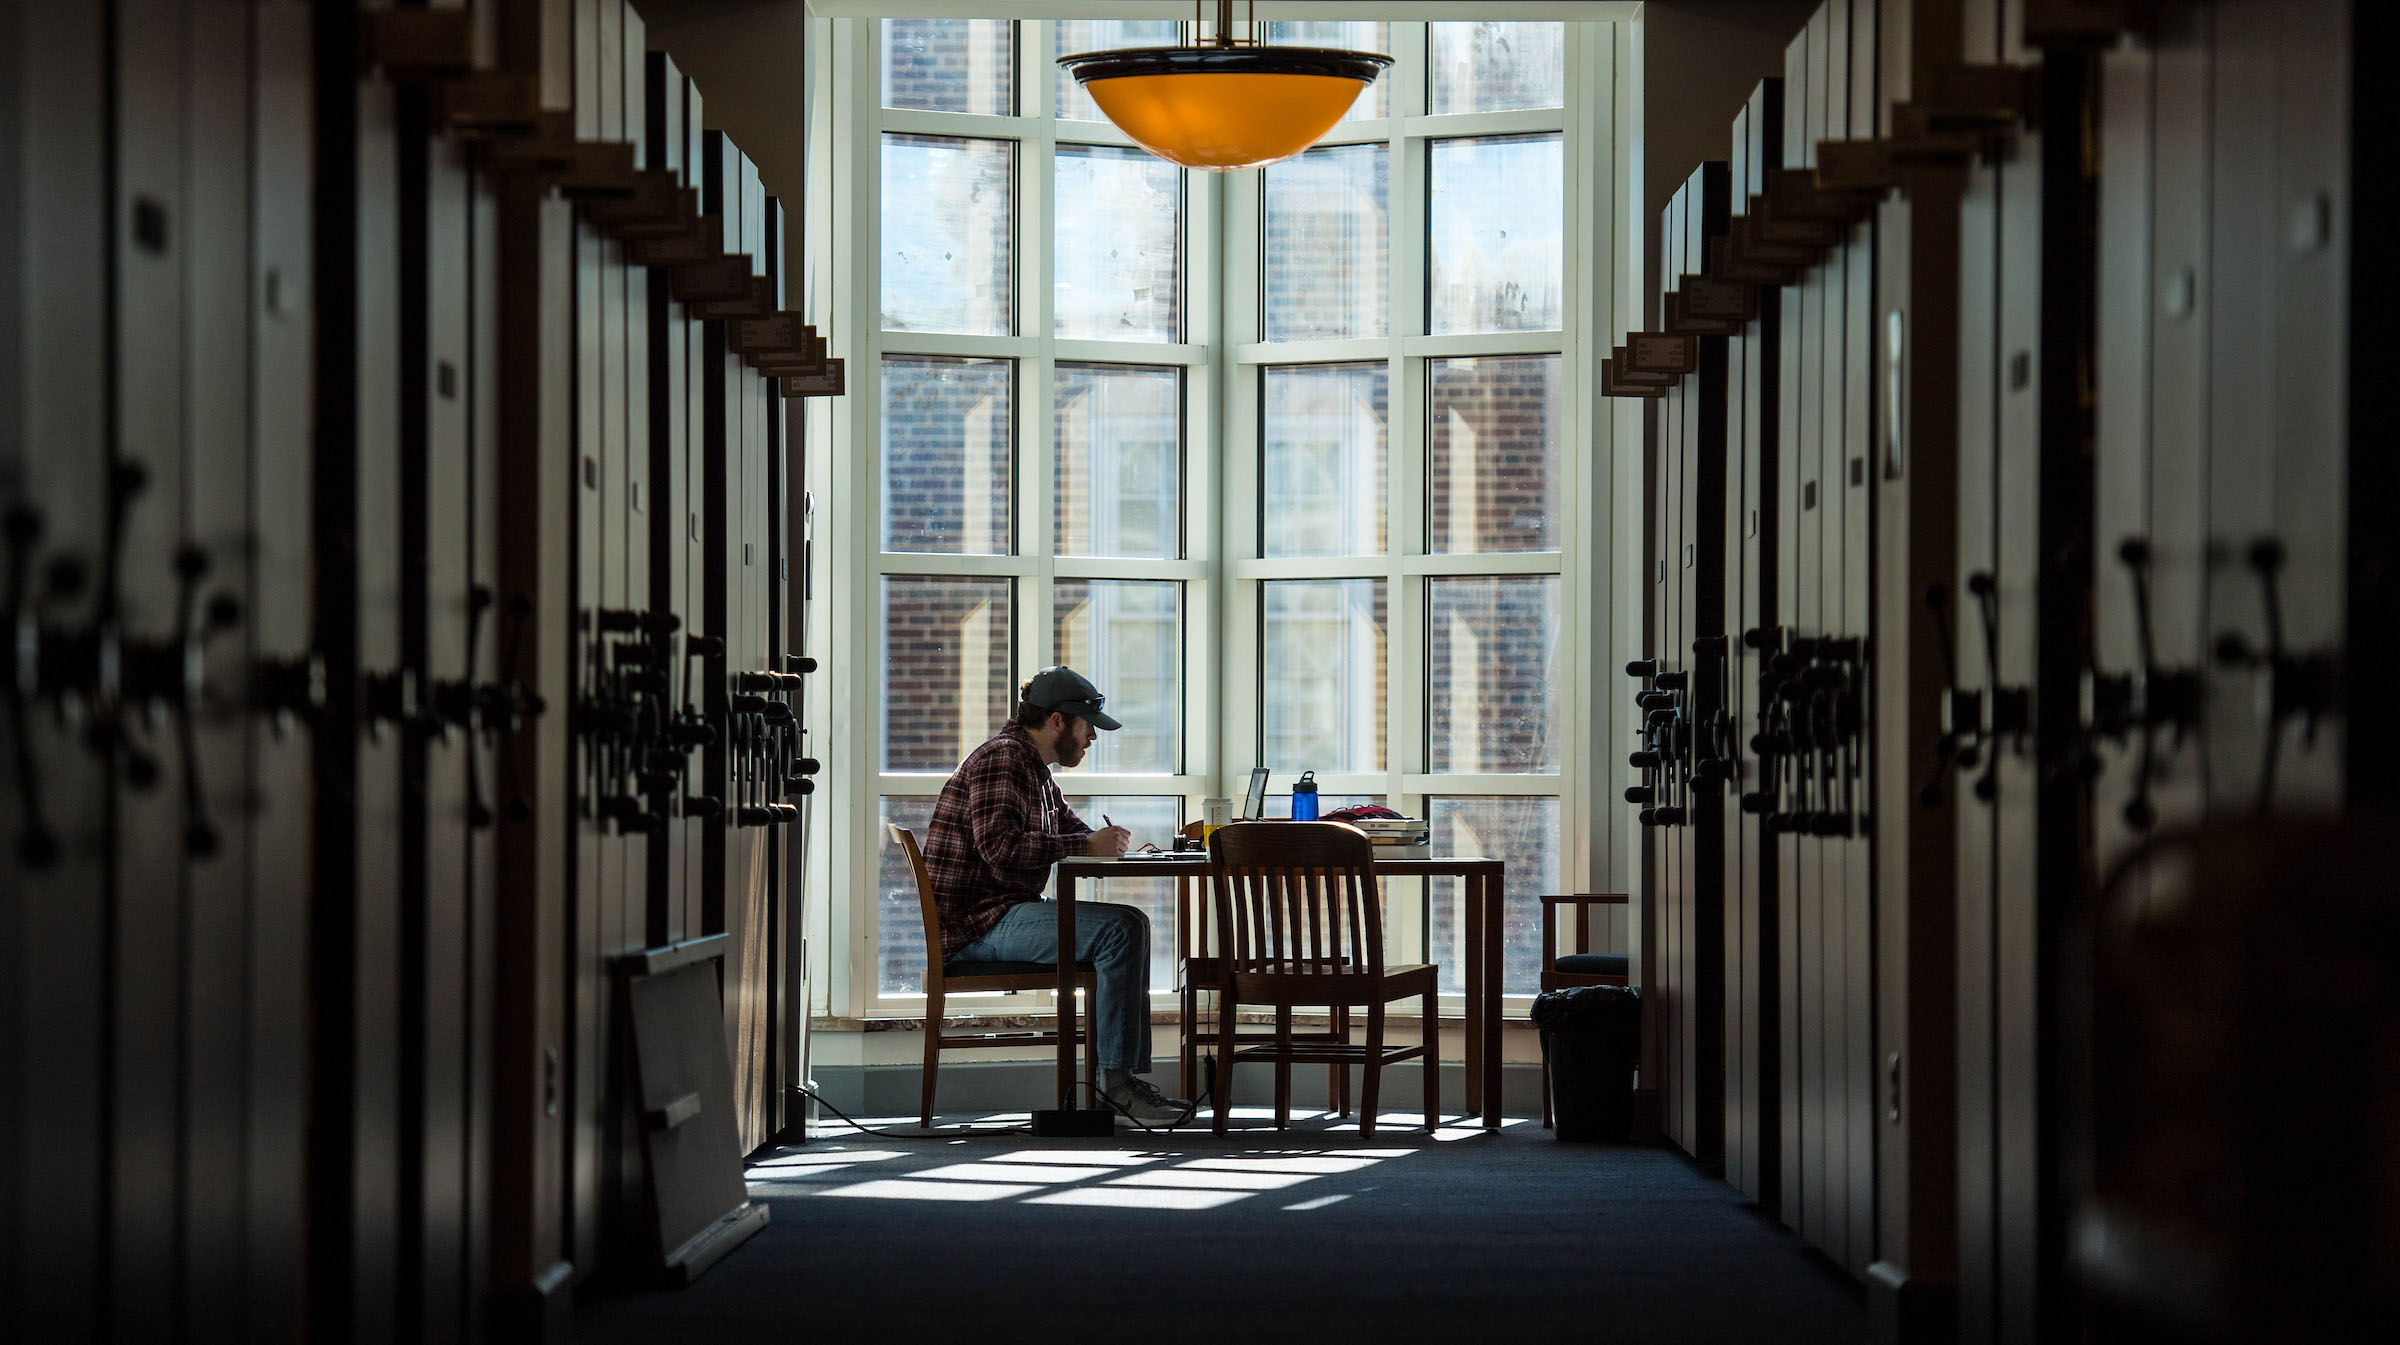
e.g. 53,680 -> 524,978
1213,996 -> 1239,1135
1180,981 -> 1197,1101
1359,1003 -> 1384,1138
1328,1005 -> 1351,1117
921,989 -> 944,1130
1423,989 -> 1440,1132
1273,1005 -> 1291,1129
1082,978 -> 1097,1102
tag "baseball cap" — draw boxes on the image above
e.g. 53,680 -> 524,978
1023,665 -> 1121,731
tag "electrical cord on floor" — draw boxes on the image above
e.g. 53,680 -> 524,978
792,1083 -> 1032,1139
790,1072 -> 1211,1142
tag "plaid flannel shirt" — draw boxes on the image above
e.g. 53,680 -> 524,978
922,725 -> 1093,961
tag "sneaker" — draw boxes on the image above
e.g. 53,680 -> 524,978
1104,1077 -> 1193,1127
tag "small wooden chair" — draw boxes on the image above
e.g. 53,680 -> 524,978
1206,821 -> 1437,1135
887,824 -> 1096,1128
1538,892 -> 1631,1128
1174,821 -> 1353,1115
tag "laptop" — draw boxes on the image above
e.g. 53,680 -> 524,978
1241,766 -> 1270,820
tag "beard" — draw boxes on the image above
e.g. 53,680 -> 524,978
1057,737 -> 1087,768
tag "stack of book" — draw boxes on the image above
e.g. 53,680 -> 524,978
1348,816 -> 1430,852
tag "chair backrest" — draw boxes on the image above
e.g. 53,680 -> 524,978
1207,821 -> 1384,979
886,824 -> 945,992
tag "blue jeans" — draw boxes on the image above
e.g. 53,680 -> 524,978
953,899 -> 1152,1075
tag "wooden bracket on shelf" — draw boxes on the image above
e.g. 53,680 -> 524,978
753,332 -> 832,374
1627,333 -> 1698,376
752,321 -> 831,370
361,9 -> 475,77
586,171 -> 691,238
730,314 -> 806,358
1767,167 -> 1879,228
1731,215 -> 1820,269
481,111 -> 577,177
553,141 -> 640,198
688,275 -> 775,321
613,187 -> 700,242
1709,233 -> 1802,288
1815,134 -> 1982,195
631,215 -> 722,268
1746,190 -> 1845,251
669,257 -> 754,305
1608,345 -> 1680,393
1601,360 -> 1669,399
1664,276 -> 1755,336
432,73 -> 543,137
2025,0 -> 2149,43
1900,62 -> 2043,138
778,360 -> 847,399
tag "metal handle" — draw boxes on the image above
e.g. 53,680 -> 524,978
3,506 -> 60,866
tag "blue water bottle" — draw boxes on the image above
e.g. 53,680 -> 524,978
1292,770 -> 1319,821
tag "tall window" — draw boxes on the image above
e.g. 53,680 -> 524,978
829,15 -> 1608,1016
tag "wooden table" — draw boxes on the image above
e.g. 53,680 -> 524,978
1053,854 -> 1508,1129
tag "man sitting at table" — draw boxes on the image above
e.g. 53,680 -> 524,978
922,665 -> 1194,1127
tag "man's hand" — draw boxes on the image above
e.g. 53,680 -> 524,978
1084,826 -> 1131,858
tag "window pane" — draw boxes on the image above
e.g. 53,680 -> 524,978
1263,144 -> 1387,342
1262,363 -> 1387,558
877,797 -> 941,995
1428,355 -> 1562,554
1428,134 -> 1562,335
1428,575 -> 1561,774
1266,21 -> 1391,121
1262,579 -> 1387,774
1428,22 -> 1564,114
1054,146 -> 1182,342
882,18 -> 1014,115
882,134 -> 1013,336
1428,797 -> 1560,995
1055,364 -> 1180,559
1055,19 -> 1182,121
882,576 -> 1014,772
882,355 -> 1012,555
1061,795 -> 1183,988
1053,579 -> 1182,775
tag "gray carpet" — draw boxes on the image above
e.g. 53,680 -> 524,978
575,1109 -> 1866,1344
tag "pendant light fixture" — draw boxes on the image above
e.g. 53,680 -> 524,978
1058,0 -> 1392,172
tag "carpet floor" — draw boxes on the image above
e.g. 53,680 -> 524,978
574,1108 -> 1866,1345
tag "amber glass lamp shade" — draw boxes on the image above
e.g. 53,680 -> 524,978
1059,46 -> 1393,172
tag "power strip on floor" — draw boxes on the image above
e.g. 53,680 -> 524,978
1029,1107 -> 1116,1137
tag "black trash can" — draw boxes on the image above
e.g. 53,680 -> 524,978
1531,985 -> 1640,1141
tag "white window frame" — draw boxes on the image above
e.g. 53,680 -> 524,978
804,8 -> 1637,1024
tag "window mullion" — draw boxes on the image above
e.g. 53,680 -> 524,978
1218,151 -> 1263,796
1390,18 -> 1429,804
1023,19 -> 1055,704
1185,155 -> 1220,795
840,14 -> 886,1021
1386,23 -> 1432,963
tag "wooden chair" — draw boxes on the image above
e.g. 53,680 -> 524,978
887,824 -> 1095,1128
1206,821 -> 1437,1136
1538,892 -> 1631,1128
1174,821 -> 1353,1116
